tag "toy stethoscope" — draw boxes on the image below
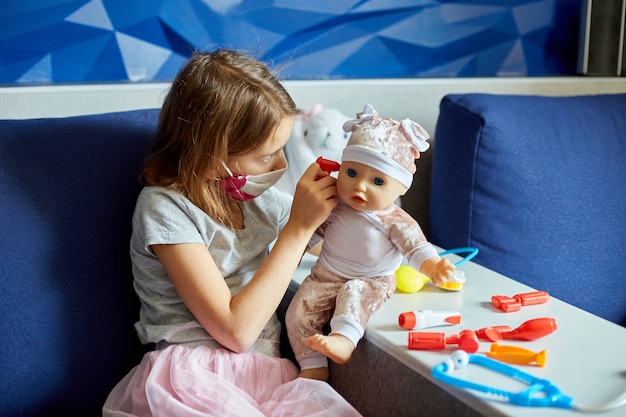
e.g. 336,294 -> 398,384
439,246 -> 479,267
432,350 -> 626,412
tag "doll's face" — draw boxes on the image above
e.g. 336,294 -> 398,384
337,161 -> 408,211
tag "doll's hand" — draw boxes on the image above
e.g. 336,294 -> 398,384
421,257 -> 455,286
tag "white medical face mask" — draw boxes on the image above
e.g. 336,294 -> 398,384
218,162 -> 287,201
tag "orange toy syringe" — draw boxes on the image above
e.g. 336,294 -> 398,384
486,343 -> 547,367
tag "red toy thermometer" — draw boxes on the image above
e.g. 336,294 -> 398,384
398,310 -> 461,330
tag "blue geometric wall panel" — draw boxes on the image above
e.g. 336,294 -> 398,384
0,0 -> 581,84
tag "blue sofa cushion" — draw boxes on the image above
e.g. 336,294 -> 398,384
0,109 -> 159,416
430,93 -> 626,327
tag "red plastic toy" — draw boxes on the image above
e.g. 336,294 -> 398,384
475,325 -> 513,341
498,317 -> 557,341
408,329 -> 479,353
475,317 -> 557,342
315,156 -> 340,180
492,290 -> 549,312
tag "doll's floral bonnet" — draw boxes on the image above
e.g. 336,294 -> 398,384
342,104 -> 430,188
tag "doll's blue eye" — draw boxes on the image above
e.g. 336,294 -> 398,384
346,168 -> 357,177
374,177 -> 384,186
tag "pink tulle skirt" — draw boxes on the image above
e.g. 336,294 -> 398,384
103,344 -> 361,417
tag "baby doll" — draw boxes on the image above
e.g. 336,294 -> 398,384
285,104 -> 456,381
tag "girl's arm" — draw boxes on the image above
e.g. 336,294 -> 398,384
153,164 -> 337,353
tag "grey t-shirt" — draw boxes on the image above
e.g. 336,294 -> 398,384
130,186 -> 292,348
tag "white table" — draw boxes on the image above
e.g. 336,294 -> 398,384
293,251 -> 626,417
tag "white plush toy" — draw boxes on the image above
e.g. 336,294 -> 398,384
275,104 -> 351,195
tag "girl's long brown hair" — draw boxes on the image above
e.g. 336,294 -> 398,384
140,49 -> 298,226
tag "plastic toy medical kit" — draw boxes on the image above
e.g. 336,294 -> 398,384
486,344 -> 546,367
432,350 -> 626,412
398,309 -> 461,330
492,290 -> 549,312
408,329 -> 479,353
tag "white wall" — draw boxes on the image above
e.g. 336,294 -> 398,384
285,77 -> 626,138
2,77 -> 626,137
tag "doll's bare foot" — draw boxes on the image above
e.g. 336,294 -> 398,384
299,367 -> 329,381
306,333 -> 355,364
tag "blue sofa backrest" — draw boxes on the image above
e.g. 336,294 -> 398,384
430,93 -> 626,327
0,109 -> 159,416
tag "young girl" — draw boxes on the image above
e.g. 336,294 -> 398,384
286,105 -> 456,381
103,49 -> 361,416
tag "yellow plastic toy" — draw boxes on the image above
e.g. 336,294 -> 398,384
437,270 -> 466,291
395,265 -> 430,293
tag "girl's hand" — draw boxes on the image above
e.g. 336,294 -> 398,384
289,163 -> 338,233
421,257 -> 455,286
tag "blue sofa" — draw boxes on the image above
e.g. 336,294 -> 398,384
1,92 -> 625,417
0,110 -> 158,417
430,93 -> 626,328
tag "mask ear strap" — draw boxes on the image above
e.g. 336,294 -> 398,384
221,161 -> 235,177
